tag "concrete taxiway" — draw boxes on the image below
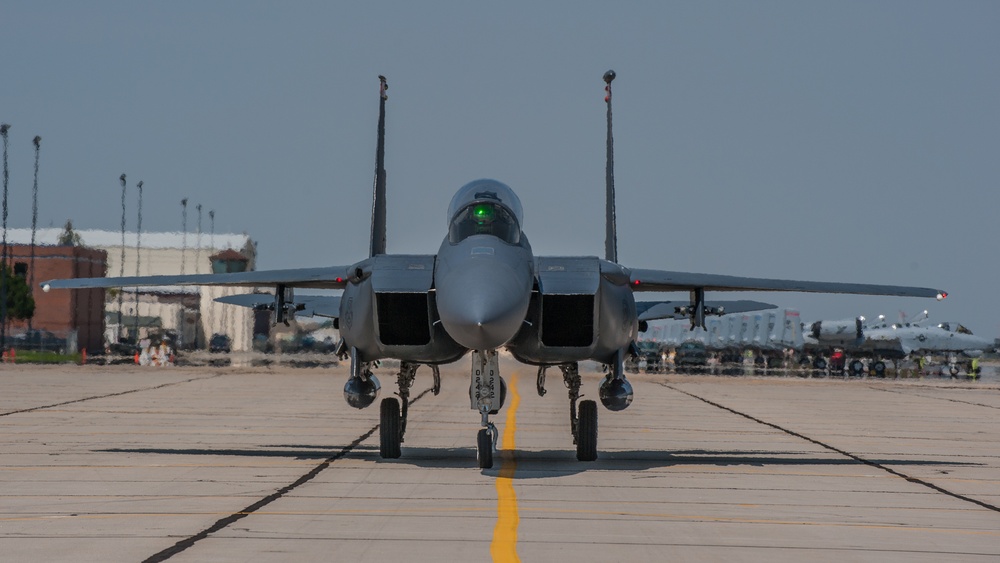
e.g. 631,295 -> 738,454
1,360 -> 998,561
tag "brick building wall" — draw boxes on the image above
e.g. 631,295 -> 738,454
4,245 -> 107,352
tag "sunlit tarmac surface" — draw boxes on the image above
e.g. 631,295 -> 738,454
1,360 -> 998,562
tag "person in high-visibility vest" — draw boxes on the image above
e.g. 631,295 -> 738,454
970,357 -> 980,380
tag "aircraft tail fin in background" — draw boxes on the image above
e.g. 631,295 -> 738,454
369,75 -> 388,257
604,70 -> 618,264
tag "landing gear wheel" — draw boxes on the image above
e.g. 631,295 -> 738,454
477,428 -> 493,469
576,400 -> 598,462
848,359 -> 865,377
873,360 -> 886,378
379,398 -> 401,459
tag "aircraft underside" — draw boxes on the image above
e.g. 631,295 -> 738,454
345,347 -> 630,469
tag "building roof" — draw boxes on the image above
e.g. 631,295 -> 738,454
210,248 -> 249,262
6,228 -> 251,251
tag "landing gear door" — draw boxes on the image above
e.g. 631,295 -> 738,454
470,350 -> 502,413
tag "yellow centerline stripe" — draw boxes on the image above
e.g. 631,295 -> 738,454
491,372 -> 520,562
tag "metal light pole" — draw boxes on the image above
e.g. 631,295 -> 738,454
207,209 -> 215,340
196,203 -> 202,274
133,180 -> 143,342
179,197 -> 189,348
117,173 -> 126,343
180,198 -> 187,275
0,123 -> 10,350
28,136 -> 40,333
209,210 -> 215,255
194,203 -> 203,348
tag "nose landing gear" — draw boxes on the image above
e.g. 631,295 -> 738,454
471,350 -> 503,469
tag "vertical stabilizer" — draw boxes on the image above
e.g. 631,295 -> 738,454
603,70 -> 618,263
369,75 -> 388,257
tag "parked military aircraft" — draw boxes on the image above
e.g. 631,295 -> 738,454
42,72 -> 947,468
806,313 -> 991,376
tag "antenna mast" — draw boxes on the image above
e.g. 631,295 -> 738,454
603,70 -> 618,263
369,75 -> 388,257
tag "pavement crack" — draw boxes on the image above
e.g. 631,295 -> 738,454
867,385 -> 1000,411
0,374 -> 225,417
660,382 -> 1000,515
142,386 -> 434,562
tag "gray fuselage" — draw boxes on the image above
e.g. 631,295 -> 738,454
338,179 -> 639,368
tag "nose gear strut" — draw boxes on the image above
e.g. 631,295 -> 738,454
470,350 -> 503,469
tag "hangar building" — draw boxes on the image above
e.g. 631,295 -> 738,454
5,227 -> 259,352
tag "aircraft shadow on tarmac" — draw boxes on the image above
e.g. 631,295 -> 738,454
99,447 -> 344,461
97,446 -> 979,479
395,448 -> 979,478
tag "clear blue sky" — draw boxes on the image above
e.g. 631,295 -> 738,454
2,1 -> 998,335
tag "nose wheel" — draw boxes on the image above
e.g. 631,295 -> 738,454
477,423 -> 498,469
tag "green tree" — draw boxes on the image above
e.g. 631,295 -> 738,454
57,220 -> 84,246
1,265 -> 35,320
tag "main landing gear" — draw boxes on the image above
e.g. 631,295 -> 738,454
470,350 -> 505,469
537,363 -> 598,462
379,361 -> 442,459
564,363 -> 598,461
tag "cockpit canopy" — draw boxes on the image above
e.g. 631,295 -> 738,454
937,322 -> 973,334
447,179 -> 523,244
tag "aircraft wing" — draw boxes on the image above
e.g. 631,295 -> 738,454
635,300 -> 777,322
628,268 -> 946,299
215,293 -> 342,319
41,265 -> 354,292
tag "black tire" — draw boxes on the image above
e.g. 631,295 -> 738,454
873,361 -> 886,377
849,359 -> 865,377
379,398 -> 401,459
813,358 -> 827,371
477,428 -> 493,469
576,400 -> 598,462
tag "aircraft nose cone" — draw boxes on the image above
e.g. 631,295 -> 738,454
446,296 -> 523,350
437,261 -> 530,351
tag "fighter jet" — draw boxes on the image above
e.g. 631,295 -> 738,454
42,72 -> 947,468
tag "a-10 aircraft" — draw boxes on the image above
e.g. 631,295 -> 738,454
807,312 -> 992,376
42,72 -> 947,468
